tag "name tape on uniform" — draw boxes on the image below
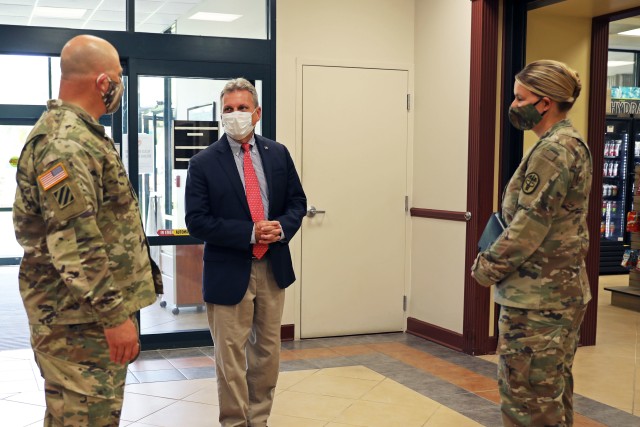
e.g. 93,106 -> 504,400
157,229 -> 190,236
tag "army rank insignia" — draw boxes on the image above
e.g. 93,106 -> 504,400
38,162 -> 69,190
522,173 -> 540,194
53,184 -> 75,209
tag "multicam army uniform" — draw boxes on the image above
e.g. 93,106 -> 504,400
13,100 -> 162,427
472,119 -> 592,427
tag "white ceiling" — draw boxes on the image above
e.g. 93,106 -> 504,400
532,0 -> 640,18
0,0 -> 266,36
610,16 -> 640,51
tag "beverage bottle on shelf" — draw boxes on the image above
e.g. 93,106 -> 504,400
603,161 -> 609,177
601,220 -> 605,236
604,142 -> 610,157
615,141 -> 622,156
612,184 -> 618,197
610,222 -> 616,237
612,201 -> 617,214
602,200 -> 607,217
613,162 -> 619,177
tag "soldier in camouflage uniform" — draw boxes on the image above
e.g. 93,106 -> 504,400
12,35 -> 162,427
472,60 -> 592,427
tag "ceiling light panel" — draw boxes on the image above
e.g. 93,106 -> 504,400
618,28 -> 640,36
608,61 -> 635,67
38,0 -> 100,7
34,7 -> 86,19
189,12 -> 241,22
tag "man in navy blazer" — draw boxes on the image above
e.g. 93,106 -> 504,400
185,78 -> 306,427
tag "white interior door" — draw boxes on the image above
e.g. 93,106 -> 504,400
300,65 -> 408,338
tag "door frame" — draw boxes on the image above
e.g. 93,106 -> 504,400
0,0 -> 278,351
127,58 -> 276,349
585,5 -> 640,346
294,59 -> 414,340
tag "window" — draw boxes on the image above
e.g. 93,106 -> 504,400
0,55 -> 52,104
608,51 -> 636,89
0,1 -> 267,38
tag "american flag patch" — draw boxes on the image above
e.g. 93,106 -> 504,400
38,163 -> 69,191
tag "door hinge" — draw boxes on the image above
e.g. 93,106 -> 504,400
407,94 -> 411,111
405,196 -> 409,212
403,295 -> 407,311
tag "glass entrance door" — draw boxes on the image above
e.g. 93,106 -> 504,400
126,61 -> 270,347
0,124 -> 31,265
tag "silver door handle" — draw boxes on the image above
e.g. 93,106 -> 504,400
307,205 -> 326,217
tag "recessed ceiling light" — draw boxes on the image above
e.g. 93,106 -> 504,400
189,12 -> 241,22
608,61 -> 635,67
34,6 -> 86,19
618,28 -> 640,36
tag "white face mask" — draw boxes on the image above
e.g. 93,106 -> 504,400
221,110 -> 257,140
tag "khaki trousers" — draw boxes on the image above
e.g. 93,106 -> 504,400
207,258 -> 285,427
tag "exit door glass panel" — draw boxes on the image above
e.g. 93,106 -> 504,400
134,75 -> 262,238
136,75 -> 262,335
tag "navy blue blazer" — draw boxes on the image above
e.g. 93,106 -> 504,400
185,134 -> 307,305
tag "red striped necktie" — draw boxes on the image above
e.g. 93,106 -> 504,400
242,143 -> 268,259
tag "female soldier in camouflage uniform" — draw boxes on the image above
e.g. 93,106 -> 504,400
472,60 -> 592,426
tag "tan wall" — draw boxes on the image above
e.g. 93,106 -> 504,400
523,11 -> 592,153
409,0 -> 472,333
276,0 -> 415,329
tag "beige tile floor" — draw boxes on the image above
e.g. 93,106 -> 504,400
0,358 -> 482,427
1,274 -> 639,427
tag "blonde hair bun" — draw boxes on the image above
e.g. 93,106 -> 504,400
516,59 -> 581,112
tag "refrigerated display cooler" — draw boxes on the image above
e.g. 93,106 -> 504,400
600,116 -> 636,274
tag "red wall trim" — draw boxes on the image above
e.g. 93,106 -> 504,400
406,317 -> 463,352
281,324 -> 294,341
462,0 -> 500,356
410,208 -> 468,222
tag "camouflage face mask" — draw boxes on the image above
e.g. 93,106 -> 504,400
508,97 -> 544,131
97,74 -> 124,115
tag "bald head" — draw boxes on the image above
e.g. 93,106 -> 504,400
60,35 -> 120,80
58,35 -> 123,120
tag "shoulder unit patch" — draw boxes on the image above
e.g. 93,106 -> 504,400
53,184 -> 75,209
522,173 -> 540,195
